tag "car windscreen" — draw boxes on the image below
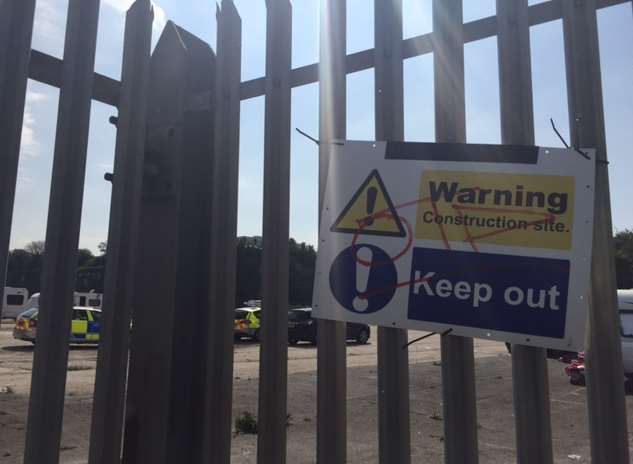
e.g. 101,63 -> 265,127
19,308 -> 38,319
620,312 -> 633,338
235,310 -> 249,320
288,310 -> 311,322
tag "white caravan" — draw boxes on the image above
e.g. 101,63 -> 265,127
2,287 -> 29,319
618,289 -> 633,375
14,290 -> 103,317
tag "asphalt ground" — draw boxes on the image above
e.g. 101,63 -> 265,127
1,323 -> 632,463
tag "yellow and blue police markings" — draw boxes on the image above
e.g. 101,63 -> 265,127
70,307 -> 101,343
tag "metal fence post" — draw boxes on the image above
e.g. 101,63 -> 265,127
496,1 -> 554,463
163,27 -> 216,464
317,1 -> 347,463
88,3 -> 153,463
257,0 -> 292,463
120,23 -> 190,463
23,1 -> 101,463
374,1 -> 411,462
432,1 -> 479,463
202,2 -> 242,463
562,1 -> 630,462
0,0 -> 36,318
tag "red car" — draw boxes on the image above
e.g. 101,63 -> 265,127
564,352 -> 585,386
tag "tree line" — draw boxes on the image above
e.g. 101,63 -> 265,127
6,230 -> 633,305
5,236 -> 317,306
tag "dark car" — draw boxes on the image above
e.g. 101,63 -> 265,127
505,342 -> 576,361
287,307 -> 370,345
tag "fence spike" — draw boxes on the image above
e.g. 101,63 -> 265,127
87,0 -> 153,462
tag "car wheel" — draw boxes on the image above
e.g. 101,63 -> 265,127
570,370 -> 586,386
252,329 -> 260,342
288,337 -> 299,346
356,328 -> 370,345
309,336 -> 317,345
234,334 -> 241,342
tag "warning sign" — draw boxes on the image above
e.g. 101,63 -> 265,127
313,141 -> 596,351
415,171 -> 575,250
330,170 -> 405,237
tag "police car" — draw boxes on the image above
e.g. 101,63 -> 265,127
13,306 -> 102,344
234,307 -> 261,341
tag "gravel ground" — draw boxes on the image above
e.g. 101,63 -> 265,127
1,323 -> 632,463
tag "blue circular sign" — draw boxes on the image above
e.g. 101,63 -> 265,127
329,244 -> 398,314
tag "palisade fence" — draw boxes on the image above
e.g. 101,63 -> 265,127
0,0 -> 630,463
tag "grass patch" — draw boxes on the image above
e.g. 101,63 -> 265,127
235,411 -> 258,435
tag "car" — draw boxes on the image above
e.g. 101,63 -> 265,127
619,289 -> 633,377
13,306 -> 102,344
287,307 -> 371,345
505,342 -> 576,361
234,307 -> 261,341
565,351 -> 586,385
563,289 -> 633,386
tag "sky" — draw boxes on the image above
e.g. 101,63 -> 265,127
10,0 -> 633,253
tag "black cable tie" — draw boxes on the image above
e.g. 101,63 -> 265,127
572,147 -> 591,160
295,128 -> 319,145
549,118 -> 591,160
550,118 -> 570,149
295,128 -> 346,147
402,328 -> 453,350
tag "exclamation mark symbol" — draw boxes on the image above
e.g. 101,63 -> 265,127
353,247 -> 373,312
364,186 -> 378,226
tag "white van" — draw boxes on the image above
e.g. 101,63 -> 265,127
17,291 -> 103,316
74,291 -> 102,308
2,287 -> 29,319
618,289 -> 633,376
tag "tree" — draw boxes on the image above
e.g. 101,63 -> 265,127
615,229 -> 633,289
235,237 -> 262,305
24,240 -> 45,256
288,239 -> 316,306
233,237 -> 316,306
77,249 -> 94,266
6,249 -> 41,294
76,248 -> 105,292
98,241 -> 108,255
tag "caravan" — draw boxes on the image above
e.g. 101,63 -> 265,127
2,287 -> 29,319
5,290 -> 103,319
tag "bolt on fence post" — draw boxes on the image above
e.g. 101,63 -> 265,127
23,1 -> 101,463
0,0 -> 36,319
317,1 -> 347,463
432,1 -> 479,463
496,1 -> 554,463
562,1 -> 630,462
374,1 -> 411,463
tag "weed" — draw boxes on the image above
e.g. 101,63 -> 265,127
235,411 -> 258,435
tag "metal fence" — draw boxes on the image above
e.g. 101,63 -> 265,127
0,0 -> 630,462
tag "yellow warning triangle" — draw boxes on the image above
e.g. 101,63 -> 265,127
330,169 -> 405,237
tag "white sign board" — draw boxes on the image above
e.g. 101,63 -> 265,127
313,141 -> 595,350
